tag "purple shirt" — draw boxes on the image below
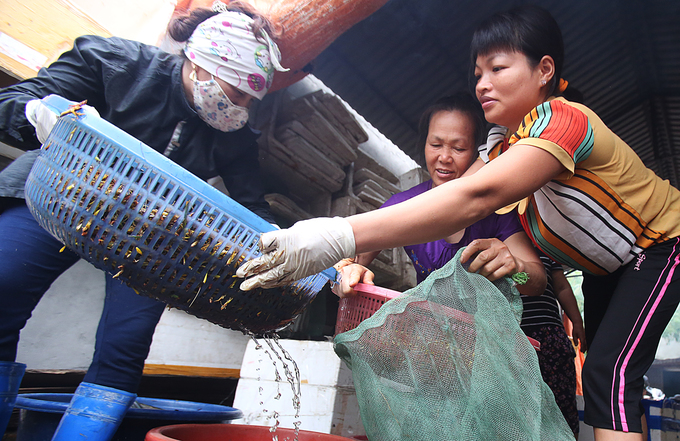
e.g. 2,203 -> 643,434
382,180 -> 524,283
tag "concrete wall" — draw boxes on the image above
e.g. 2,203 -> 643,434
16,260 -> 250,374
233,339 -> 365,438
16,260 -> 104,370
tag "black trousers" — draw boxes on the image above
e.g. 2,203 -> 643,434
582,238 -> 680,432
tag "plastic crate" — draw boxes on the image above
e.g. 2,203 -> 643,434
335,283 -> 478,335
335,283 -> 402,335
24,95 -> 332,333
334,283 -> 541,350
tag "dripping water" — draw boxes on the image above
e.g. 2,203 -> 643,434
249,332 -> 302,441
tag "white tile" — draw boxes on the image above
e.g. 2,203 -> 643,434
234,339 -> 365,438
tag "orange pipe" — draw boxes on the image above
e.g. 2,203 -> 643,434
172,0 -> 390,91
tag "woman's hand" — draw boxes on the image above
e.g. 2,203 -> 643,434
552,267 -> 587,352
237,217 -> 356,290
25,99 -> 58,144
25,97 -> 100,144
460,238 -> 523,281
571,321 -> 587,353
459,234 -> 546,296
331,259 -> 375,298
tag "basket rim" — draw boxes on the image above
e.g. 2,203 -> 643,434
26,95 -> 335,332
39,95 -> 275,237
38,94 -> 337,281
342,284 -> 542,350
352,282 -> 402,301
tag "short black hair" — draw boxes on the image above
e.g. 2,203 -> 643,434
470,5 -> 564,97
415,91 -> 487,166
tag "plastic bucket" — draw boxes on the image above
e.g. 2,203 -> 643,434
145,423 -> 355,440
14,394 -> 242,441
50,383 -> 135,441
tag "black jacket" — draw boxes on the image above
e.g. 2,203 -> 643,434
0,35 -> 273,222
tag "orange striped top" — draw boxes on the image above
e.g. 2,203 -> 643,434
486,98 -> 680,275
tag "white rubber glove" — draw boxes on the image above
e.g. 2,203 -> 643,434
25,98 -> 100,144
237,217 -> 356,290
25,99 -> 58,144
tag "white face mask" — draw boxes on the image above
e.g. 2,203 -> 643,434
190,69 -> 250,132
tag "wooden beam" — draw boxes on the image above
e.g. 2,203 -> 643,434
0,0 -> 111,80
143,364 -> 240,379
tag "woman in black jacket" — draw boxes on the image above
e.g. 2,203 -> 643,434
0,2 -> 285,438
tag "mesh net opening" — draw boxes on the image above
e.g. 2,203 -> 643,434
335,249 -> 574,440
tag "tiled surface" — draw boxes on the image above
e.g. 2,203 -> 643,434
233,339 -> 365,438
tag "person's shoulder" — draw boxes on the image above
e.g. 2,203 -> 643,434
478,209 -> 522,233
494,209 -> 521,224
513,98 -> 595,162
553,97 -> 609,130
73,35 -> 141,50
109,37 -> 164,59
532,97 -> 591,120
72,35 -> 159,61
538,253 -> 563,273
552,97 -> 597,118
212,123 -> 260,146
382,179 -> 431,208
538,97 -> 612,135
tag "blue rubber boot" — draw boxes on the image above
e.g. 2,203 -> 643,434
51,382 -> 136,441
0,361 -> 26,436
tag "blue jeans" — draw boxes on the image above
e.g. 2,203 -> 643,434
0,199 -> 165,392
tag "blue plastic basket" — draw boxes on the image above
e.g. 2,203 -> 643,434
24,95 -> 332,333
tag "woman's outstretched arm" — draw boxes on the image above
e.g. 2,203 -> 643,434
349,145 -> 564,254
238,145 -> 565,290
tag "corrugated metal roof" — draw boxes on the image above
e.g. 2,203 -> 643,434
312,0 -> 680,187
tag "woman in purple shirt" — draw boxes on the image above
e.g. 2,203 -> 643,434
381,180 -> 525,284
334,92 -> 545,297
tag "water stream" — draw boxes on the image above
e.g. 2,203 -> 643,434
250,333 -> 302,441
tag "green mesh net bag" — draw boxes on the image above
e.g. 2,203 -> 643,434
334,249 -> 574,440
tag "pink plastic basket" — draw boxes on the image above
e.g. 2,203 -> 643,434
334,283 -> 541,351
334,283 -> 402,335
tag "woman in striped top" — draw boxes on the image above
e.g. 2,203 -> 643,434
521,253 -> 586,437
237,5 -> 680,439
